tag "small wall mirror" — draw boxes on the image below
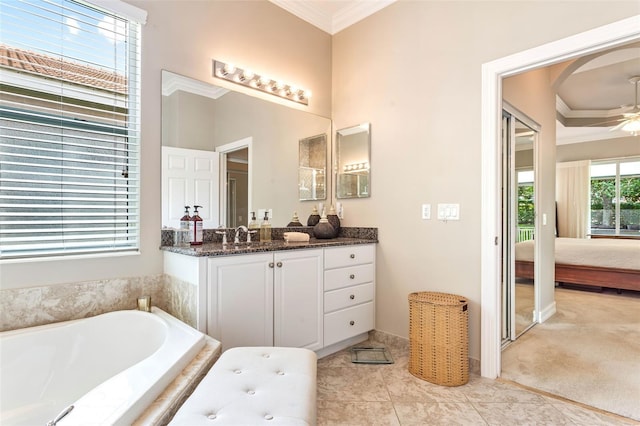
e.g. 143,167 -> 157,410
336,123 -> 371,199
299,134 -> 327,201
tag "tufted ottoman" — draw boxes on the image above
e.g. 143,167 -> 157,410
168,347 -> 317,425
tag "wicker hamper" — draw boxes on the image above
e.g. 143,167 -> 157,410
408,291 -> 469,386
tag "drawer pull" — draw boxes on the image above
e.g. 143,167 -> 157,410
269,262 -> 274,268
349,274 -> 355,279
349,320 -> 355,326
350,254 -> 355,259
349,294 -> 355,300
276,261 -> 283,268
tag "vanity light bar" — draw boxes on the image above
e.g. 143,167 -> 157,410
213,60 -> 310,105
343,162 -> 369,172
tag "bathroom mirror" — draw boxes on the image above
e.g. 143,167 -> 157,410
336,123 -> 371,199
298,134 -> 327,201
161,70 -> 332,227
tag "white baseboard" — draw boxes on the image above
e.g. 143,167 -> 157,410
539,301 -> 557,323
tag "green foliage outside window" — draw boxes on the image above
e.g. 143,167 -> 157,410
518,185 -> 535,226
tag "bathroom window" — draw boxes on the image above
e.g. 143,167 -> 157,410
0,0 -> 146,259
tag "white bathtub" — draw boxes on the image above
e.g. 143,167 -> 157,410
0,307 -> 205,426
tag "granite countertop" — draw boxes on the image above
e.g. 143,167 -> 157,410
161,237 -> 377,257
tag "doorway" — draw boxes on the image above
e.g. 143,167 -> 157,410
480,16 -> 640,379
501,103 -> 540,347
216,138 -> 252,228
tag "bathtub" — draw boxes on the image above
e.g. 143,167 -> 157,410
0,307 -> 206,426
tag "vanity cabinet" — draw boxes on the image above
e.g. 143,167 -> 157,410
207,253 -> 274,350
207,249 -> 323,351
323,244 -> 375,347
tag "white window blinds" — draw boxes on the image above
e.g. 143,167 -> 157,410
0,0 -> 142,259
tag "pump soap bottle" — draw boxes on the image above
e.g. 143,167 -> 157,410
190,205 -> 203,245
260,211 -> 272,242
248,212 -> 259,230
179,206 -> 191,246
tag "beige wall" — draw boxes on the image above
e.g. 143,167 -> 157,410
332,1 -> 639,361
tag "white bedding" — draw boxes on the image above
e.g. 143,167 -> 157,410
515,237 -> 640,271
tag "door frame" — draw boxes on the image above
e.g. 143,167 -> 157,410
480,15 -> 640,379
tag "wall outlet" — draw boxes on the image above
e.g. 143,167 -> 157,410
421,204 -> 431,220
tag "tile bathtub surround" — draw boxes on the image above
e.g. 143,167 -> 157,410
0,274 -> 173,332
318,337 -> 637,425
134,336 -> 222,426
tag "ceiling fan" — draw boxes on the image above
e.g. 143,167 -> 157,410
609,76 -> 640,135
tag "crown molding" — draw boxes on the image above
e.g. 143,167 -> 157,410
162,73 -> 229,100
556,94 -> 628,119
270,0 -> 396,35
270,0 -> 333,33
332,0 -> 396,34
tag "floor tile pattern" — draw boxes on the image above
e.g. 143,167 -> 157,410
317,340 -> 637,425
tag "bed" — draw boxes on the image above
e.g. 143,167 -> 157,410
515,237 -> 640,291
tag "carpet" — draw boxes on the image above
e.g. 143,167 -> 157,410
501,287 -> 640,421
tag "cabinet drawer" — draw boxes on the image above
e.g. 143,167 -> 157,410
324,244 -> 375,269
324,264 -> 374,291
324,302 -> 374,347
324,282 -> 374,313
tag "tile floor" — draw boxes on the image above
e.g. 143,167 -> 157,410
316,337 -> 637,425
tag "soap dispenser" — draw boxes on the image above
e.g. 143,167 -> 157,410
248,212 -> 259,230
190,205 -> 203,245
260,211 -> 272,242
179,206 -> 191,246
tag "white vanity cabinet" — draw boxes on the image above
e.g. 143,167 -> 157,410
323,244 -> 376,347
207,253 -> 274,350
207,249 -> 323,351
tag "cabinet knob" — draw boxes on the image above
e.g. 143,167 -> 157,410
349,320 -> 355,326
349,274 -> 355,279
349,294 -> 355,300
350,254 -> 355,259
276,261 -> 283,268
269,262 -> 274,268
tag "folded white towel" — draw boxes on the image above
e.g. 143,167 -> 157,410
284,232 -> 310,242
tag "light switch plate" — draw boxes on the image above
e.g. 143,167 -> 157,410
421,204 -> 431,220
437,203 -> 460,221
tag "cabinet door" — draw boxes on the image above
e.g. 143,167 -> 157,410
208,253 -> 273,350
274,249 -> 323,351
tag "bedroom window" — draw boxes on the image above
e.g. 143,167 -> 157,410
590,158 -> 640,237
0,0 -> 145,259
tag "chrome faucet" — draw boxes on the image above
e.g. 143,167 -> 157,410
234,225 -> 248,244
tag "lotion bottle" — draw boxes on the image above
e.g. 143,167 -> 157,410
190,205 -> 203,245
248,212 -> 259,230
179,206 -> 191,246
260,211 -> 272,242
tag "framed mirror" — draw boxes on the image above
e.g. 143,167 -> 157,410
336,123 -> 371,199
161,70 -> 332,227
298,134 -> 327,201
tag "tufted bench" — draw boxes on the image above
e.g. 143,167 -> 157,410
168,347 -> 317,425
